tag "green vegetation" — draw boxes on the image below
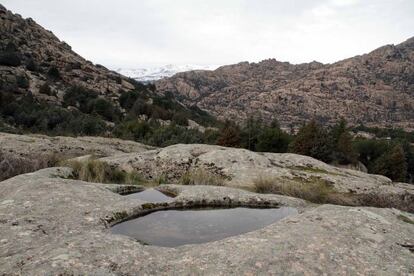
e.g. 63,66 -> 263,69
47,66 -> 61,80
180,168 -> 225,186
354,125 -> 414,143
0,72 -> 412,183
289,120 -> 333,162
39,83 -> 54,96
0,42 -> 21,67
0,93 -> 107,136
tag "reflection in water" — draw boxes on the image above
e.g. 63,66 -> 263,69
125,189 -> 173,203
111,207 -> 297,247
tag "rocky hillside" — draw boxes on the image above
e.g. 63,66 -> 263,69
0,4 -> 136,105
156,38 -> 414,130
0,5 -> 219,137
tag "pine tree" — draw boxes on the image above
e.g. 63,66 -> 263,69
217,121 -> 241,147
373,144 -> 407,182
289,120 -> 333,163
256,128 -> 290,153
336,132 -> 358,164
330,118 -> 358,164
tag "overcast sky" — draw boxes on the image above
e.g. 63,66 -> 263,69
2,0 -> 414,68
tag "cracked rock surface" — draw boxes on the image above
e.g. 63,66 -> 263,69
1,168 -> 413,275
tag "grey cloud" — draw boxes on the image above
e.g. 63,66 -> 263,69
2,0 -> 413,67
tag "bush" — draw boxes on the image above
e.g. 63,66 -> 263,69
88,98 -> 119,121
64,86 -> 98,110
180,168 -> 225,186
47,66 -> 61,80
172,112 -> 188,126
0,52 -> 21,67
16,75 -> 29,89
39,83 -> 53,96
0,93 -> 107,136
113,120 -> 152,141
119,91 -> 140,110
26,58 -> 38,72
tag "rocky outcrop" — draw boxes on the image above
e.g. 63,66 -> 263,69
101,143 -> 390,192
0,168 -> 413,275
157,38 -> 414,130
101,143 -> 414,211
0,5 -> 136,107
0,132 -> 154,159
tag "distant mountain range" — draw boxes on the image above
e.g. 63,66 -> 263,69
157,38 -> 414,130
115,64 -> 219,82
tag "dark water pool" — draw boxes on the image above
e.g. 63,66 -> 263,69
125,189 -> 173,202
111,207 -> 297,247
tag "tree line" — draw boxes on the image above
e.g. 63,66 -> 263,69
215,117 -> 413,183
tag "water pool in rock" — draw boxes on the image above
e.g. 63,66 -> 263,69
125,189 -> 173,202
111,207 -> 297,247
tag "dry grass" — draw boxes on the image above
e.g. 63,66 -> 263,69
253,174 -> 414,212
180,168 -> 225,186
0,151 -> 61,181
65,159 -> 144,185
397,214 -> 414,224
254,175 -> 335,203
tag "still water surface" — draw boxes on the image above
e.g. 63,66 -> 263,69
111,207 -> 297,247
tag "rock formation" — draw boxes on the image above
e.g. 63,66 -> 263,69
0,5 -> 137,108
0,167 -> 413,275
156,38 -> 414,130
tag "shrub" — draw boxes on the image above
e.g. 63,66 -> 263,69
39,83 -> 53,96
16,75 -> 29,89
87,98 -> 119,121
26,58 -> 38,72
64,86 -> 98,110
47,66 -> 61,80
180,168 -> 225,186
0,52 -> 21,67
172,112 -> 188,126
119,91 -> 140,110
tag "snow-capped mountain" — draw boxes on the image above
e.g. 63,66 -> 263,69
115,64 -> 220,82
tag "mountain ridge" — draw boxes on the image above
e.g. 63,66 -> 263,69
156,37 -> 414,130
